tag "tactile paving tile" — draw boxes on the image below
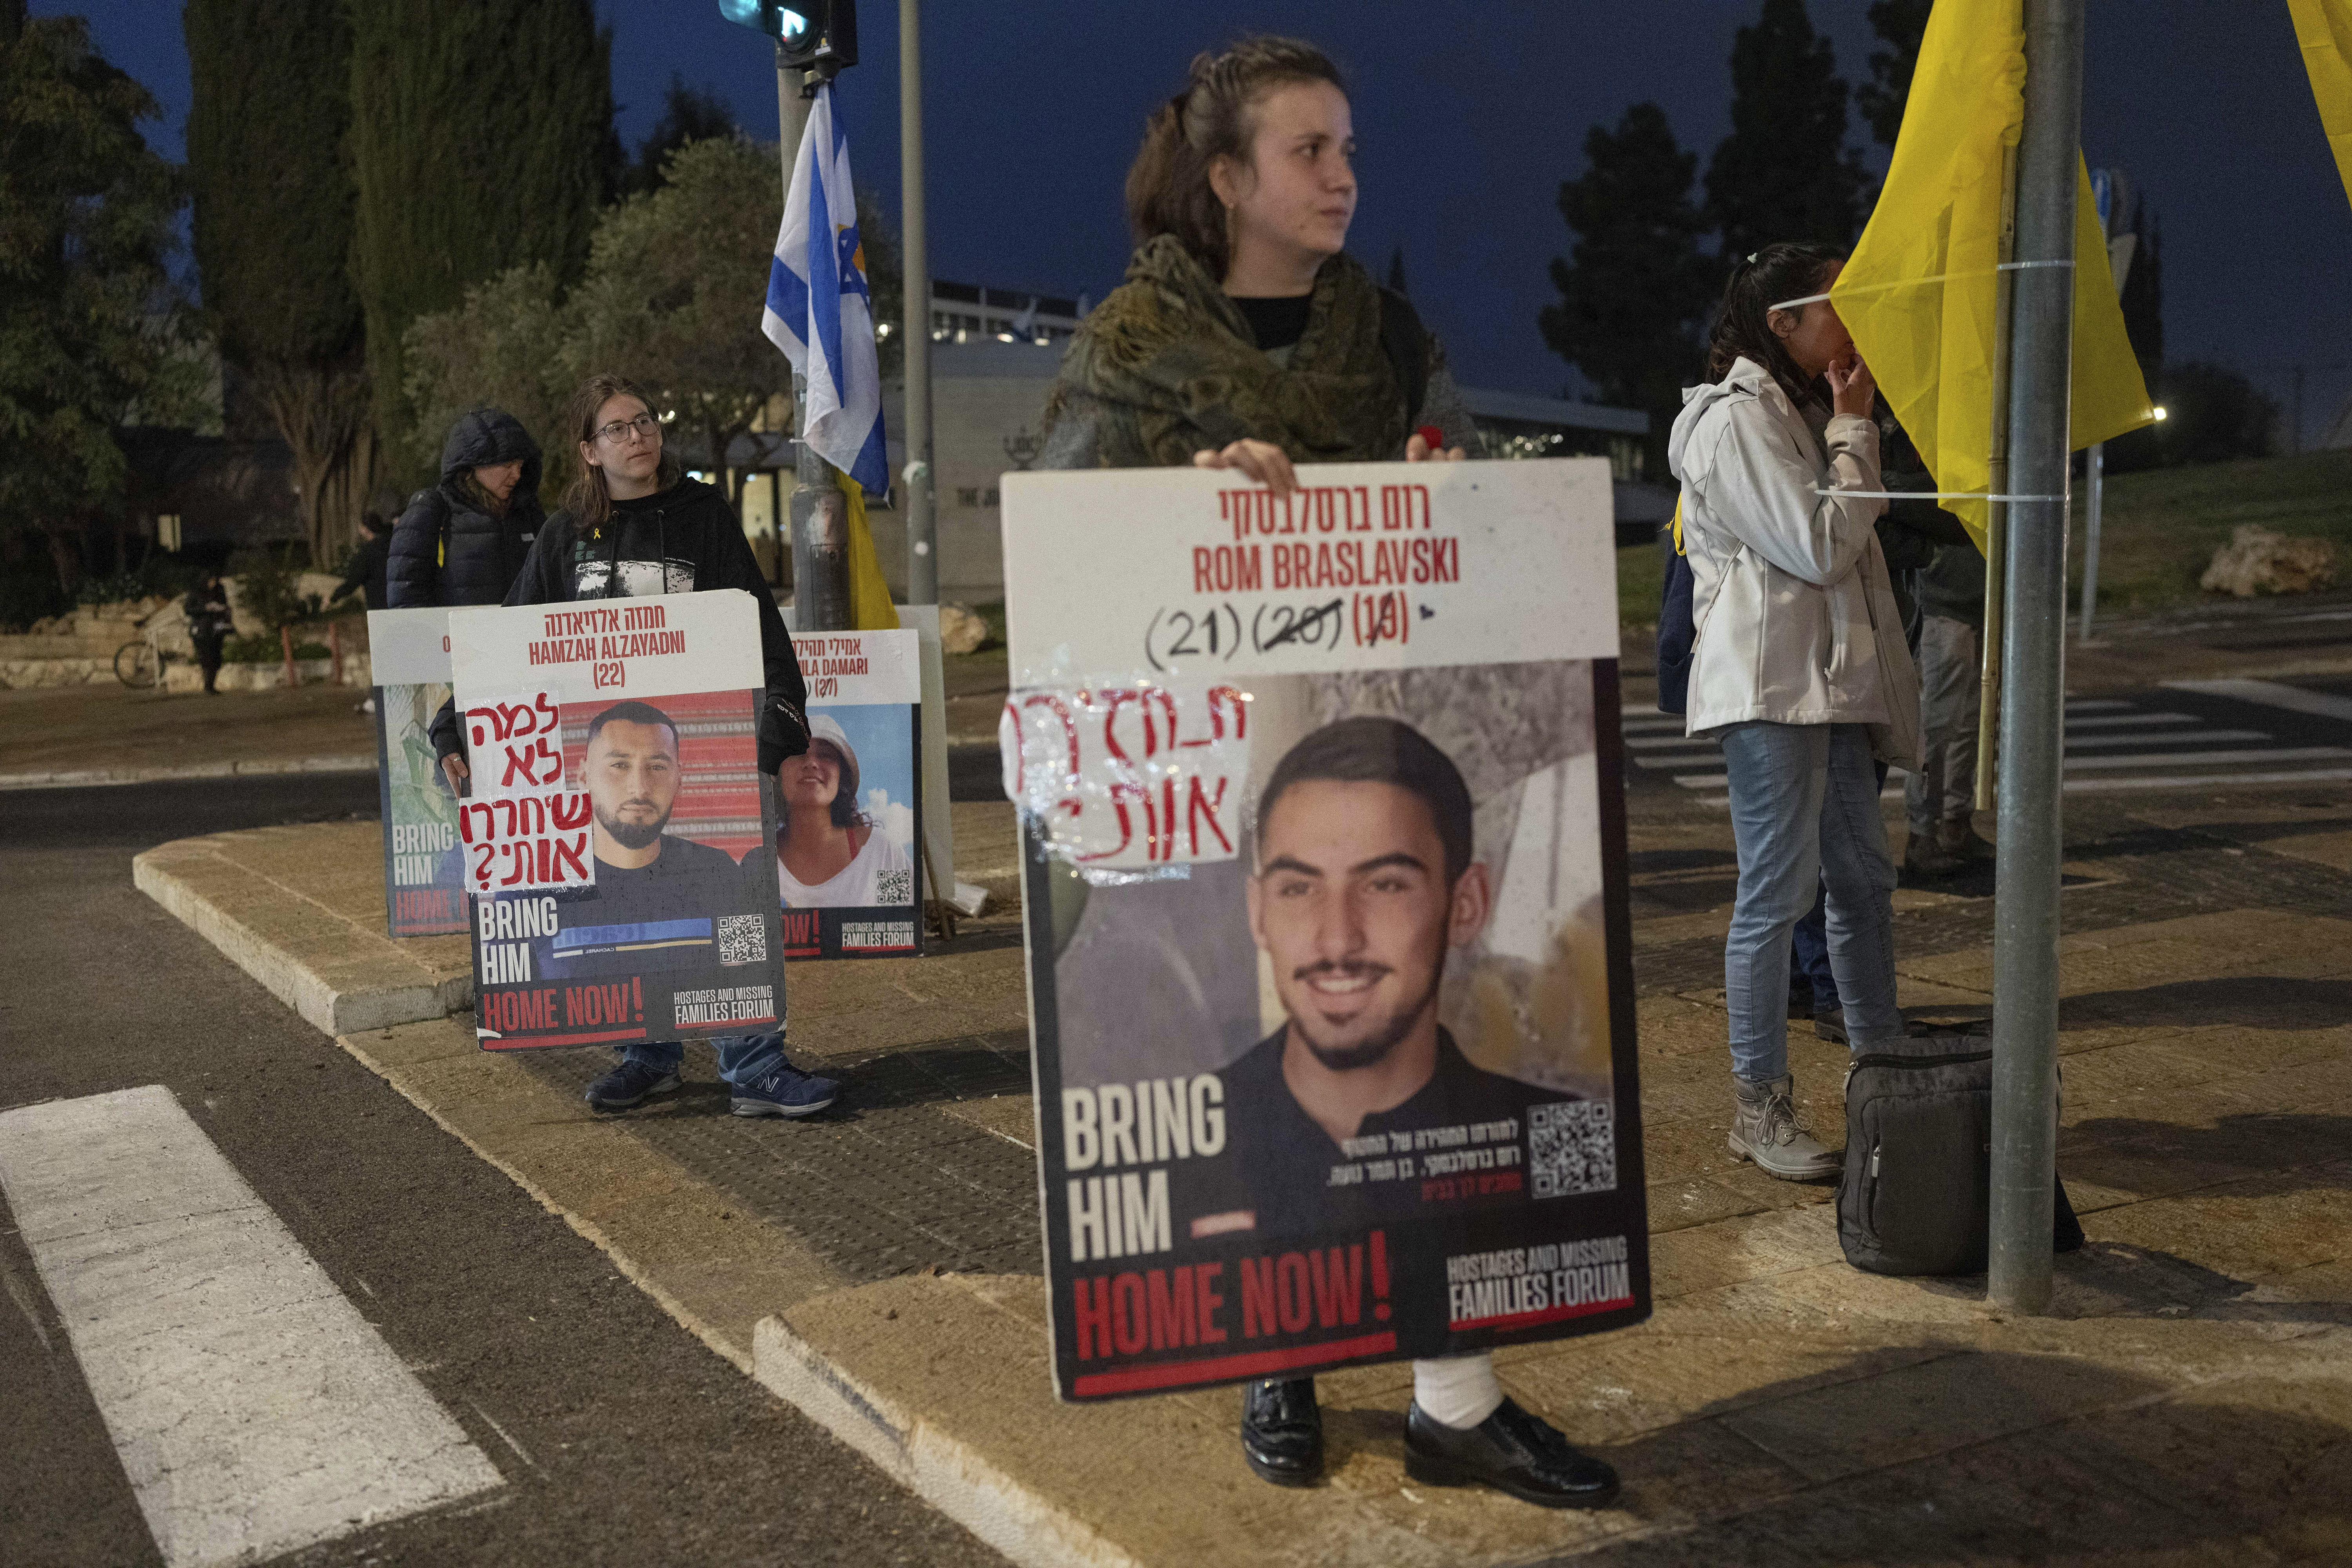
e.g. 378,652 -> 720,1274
515,1027 -> 1044,1281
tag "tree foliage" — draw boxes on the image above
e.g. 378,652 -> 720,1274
1541,103 -> 1717,476
1705,0 -> 1866,260
0,14 -> 198,591
1857,0 -> 1932,150
2156,363 -> 2277,467
185,0 -> 374,567
626,74 -> 738,195
400,261 -> 572,487
348,0 -> 613,475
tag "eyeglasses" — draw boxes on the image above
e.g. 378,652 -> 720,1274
594,413 -> 662,446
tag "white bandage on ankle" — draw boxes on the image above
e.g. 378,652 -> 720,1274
1412,1352 -> 1504,1430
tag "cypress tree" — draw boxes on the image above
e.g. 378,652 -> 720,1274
0,14 -> 191,592
185,0 -> 373,566
1705,0 -> 1866,261
348,0 -> 613,472
1857,0 -> 1933,150
1541,103 -> 1717,479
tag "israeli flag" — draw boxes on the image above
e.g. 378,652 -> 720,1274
761,84 -> 889,496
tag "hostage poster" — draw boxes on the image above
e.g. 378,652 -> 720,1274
998,459 -> 1646,1401
771,627 -> 925,960
448,590 -> 786,1050
367,606 -> 466,937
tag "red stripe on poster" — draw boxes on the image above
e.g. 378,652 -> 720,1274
1449,1293 -> 1635,1334
1071,1330 -> 1398,1396
483,1027 -> 645,1048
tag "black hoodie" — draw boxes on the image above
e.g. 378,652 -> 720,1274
387,408 -> 547,608
430,475 -> 809,772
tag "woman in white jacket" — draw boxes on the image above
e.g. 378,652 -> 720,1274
1666,243 -> 1922,1181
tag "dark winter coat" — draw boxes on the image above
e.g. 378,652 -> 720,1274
387,408 -> 547,608
429,476 -> 809,773
182,584 -> 233,643
337,530 -> 392,612
1873,404 -> 1974,643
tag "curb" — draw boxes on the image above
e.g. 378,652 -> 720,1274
0,755 -> 377,791
133,832 -> 470,1036
751,1314 -> 1136,1568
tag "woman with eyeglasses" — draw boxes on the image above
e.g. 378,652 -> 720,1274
428,372 -> 830,1119
1666,243 -> 1921,1181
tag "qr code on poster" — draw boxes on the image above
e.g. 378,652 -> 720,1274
717,915 -> 767,966
875,867 -> 913,906
1529,1101 -> 1615,1198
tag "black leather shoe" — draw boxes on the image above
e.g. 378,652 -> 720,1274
1240,1376 -> 1322,1486
1404,1398 -> 1619,1508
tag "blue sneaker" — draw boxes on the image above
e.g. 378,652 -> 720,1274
729,1064 -> 839,1118
585,1060 -> 680,1111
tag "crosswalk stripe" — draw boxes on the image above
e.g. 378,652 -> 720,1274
2058,746 -> 2352,772
2064,711 -> 2197,729
0,1086 -> 503,1568
2063,728 -> 2270,750
2164,678 -> 2352,725
2064,767 -> 2352,793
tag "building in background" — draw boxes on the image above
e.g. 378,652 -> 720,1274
698,281 -> 1653,606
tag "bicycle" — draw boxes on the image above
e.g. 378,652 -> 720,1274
114,604 -> 183,690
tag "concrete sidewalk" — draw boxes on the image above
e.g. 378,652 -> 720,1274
136,783 -> 2352,1564
0,682 -> 379,786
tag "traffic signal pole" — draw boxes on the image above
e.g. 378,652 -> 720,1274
1988,0 -> 2084,1315
900,0 -> 937,608
779,42 -> 853,632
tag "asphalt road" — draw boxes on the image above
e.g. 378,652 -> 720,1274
0,775 -> 998,1568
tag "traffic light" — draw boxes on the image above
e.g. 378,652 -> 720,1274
778,0 -> 855,73
716,0 -> 855,76
715,0 -> 805,41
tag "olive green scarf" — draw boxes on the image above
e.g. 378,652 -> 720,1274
1042,236 -> 1406,469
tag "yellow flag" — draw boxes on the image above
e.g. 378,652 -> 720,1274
1832,0 -> 2153,551
836,466 -> 901,632
2290,0 -> 2352,206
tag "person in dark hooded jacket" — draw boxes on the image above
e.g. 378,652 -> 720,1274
387,408 -> 547,607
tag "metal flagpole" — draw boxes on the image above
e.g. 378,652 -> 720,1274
900,0 -> 937,607
781,47 -> 851,632
1988,0 -> 2085,1314
1975,142 -> 2021,815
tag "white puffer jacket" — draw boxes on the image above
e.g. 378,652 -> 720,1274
1666,357 -> 1922,769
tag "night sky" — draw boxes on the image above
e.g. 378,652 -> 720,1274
42,0 -> 2352,444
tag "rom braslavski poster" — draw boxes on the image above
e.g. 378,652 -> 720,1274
999,460 -> 1647,1400
448,590 -> 786,1049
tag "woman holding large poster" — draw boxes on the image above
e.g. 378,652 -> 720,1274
1033,36 -> 1615,1509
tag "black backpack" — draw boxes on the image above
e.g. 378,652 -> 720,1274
1838,1029 -> 2085,1276
1656,525 -> 1695,715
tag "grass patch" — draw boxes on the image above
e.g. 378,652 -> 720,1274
1610,451 -> 2352,630
2078,449 -> 2352,615
1618,537 -> 1667,630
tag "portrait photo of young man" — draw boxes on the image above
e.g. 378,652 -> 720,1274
1189,715 -> 1583,1245
540,698 -> 747,977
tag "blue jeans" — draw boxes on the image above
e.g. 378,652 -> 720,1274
1789,758 -> 1894,1013
624,1032 -> 788,1087
1720,722 -> 1902,1080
